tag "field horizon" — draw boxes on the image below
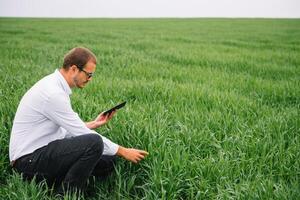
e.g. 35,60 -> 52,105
0,18 -> 299,199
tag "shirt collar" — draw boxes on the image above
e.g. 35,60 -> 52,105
54,69 -> 72,95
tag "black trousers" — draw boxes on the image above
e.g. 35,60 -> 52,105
13,134 -> 116,193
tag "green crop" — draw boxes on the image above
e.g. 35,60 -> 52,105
0,18 -> 299,199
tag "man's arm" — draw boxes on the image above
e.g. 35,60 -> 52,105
43,93 -> 119,155
44,94 -> 148,162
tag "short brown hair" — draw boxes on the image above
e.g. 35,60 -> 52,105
62,47 -> 97,69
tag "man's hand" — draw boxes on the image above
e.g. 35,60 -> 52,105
86,111 -> 116,129
117,146 -> 149,164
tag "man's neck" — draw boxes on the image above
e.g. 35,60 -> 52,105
59,68 -> 74,88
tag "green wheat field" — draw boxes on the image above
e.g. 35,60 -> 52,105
0,18 -> 299,199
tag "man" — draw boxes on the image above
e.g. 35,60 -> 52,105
9,47 -> 148,194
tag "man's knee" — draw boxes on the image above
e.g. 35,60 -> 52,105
83,134 -> 104,155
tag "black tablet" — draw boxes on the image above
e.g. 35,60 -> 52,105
103,101 -> 126,116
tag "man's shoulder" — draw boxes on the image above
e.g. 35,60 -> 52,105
26,72 -> 67,101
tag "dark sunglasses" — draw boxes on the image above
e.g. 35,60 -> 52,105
76,65 -> 94,78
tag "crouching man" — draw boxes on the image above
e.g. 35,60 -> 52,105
9,47 -> 148,195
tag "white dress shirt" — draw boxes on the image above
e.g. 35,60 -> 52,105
9,69 -> 119,161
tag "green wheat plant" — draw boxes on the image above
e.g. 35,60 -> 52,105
0,18 -> 299,199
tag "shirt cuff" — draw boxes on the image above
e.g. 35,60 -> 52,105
101,136 -> 119,156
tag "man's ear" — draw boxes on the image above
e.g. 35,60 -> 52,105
70,65 -> 77,72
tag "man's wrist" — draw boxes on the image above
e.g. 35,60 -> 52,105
116,146 -> 126,157
86,120 -> 97,129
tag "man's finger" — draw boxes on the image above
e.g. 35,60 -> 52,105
138,150 -> 149,155
108,110 -> 116,119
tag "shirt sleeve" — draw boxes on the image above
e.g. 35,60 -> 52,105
43,92 -> 119,155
